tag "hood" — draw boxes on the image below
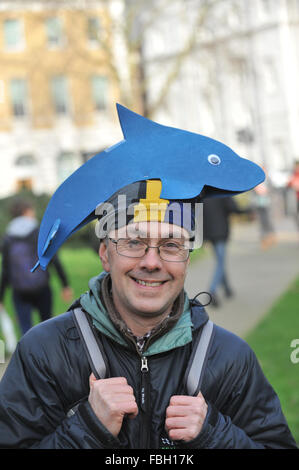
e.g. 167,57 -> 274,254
6,216 -> 38,238
80,272 -> 203,356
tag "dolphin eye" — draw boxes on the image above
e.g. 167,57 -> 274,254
208,154 -> 221,166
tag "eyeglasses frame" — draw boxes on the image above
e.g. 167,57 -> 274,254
108,237 -> 191,262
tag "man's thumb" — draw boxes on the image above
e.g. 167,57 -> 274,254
89,373 -> 97,386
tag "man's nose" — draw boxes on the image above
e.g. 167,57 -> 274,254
138,246 -> 163,270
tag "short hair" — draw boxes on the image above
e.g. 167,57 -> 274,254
10,199 -> 34,219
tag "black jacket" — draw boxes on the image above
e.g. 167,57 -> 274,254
203,197 -> 248,243
0,301 -> 296,449
0,227 -> 69,301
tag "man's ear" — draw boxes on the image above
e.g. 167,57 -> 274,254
99,240 -> 110,272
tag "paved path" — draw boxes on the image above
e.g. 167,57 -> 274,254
1,216 -> 299,380
185,216 -> 299,338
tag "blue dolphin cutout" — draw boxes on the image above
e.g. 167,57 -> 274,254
34,103 -> 265,270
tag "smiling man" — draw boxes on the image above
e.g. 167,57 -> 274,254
0,181 -> 296,450
87,215 -> 200,444
0,106 -> 297,450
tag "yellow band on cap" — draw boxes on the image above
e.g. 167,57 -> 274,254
134,180 -> 169,222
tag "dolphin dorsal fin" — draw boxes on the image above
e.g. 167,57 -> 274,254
116,103 -> 160,140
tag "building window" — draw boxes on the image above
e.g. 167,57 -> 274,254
45,17 -> 63,47
87,17 -> 101,45
51,76 -> 69,115
15,154 -> 35,167
81,150 -> 97,163
3,19 -> 24,50
261,0 -> 272,12
91,76 -> 108,111
10,78 -> 28,116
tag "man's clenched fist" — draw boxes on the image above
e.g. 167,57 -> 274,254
165,391 -> 208,442
88,375 -> 138,437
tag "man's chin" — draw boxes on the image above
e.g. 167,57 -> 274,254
131,303 -> 171,319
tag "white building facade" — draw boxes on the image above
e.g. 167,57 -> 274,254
0,114 -> 123,198
143,0 -> 299,189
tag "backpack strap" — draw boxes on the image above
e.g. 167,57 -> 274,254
72,307 -> 107,380
185,320 -> 215,396
72,307 -> 214,397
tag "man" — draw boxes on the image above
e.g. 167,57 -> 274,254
0,105 -> 297,449
0,200 -> 73,335
253,178 -> 276,250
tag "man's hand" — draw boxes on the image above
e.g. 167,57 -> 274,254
88,374 -> 138,437
61,286 -> 73,303
165,392 -> 208,442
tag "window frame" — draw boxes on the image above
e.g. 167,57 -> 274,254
3,18 -> 25,51
87,16 -> 101,47
91,75 -> 108,111
50,75 -> 70,115
45,16 -> 64,49
9,78 -> 28,118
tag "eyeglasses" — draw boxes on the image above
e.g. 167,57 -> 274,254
109,238 -> 190,262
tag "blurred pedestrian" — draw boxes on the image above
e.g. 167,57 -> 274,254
0,199 -> 73,335
253,180 -> 276,250
287,160 -> 299,229
203,196 -> 250,307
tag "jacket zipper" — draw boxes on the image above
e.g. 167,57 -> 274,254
140,355 -> 151,448
121,332 -> 152,448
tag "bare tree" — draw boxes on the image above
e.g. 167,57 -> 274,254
102,0 -> 221,117
0,0 -> 221,119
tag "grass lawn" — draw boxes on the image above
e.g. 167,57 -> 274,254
245,276 -> 299,445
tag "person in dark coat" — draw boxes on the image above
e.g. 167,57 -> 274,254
0,200 -> 73,335
203,197 -> 249,307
